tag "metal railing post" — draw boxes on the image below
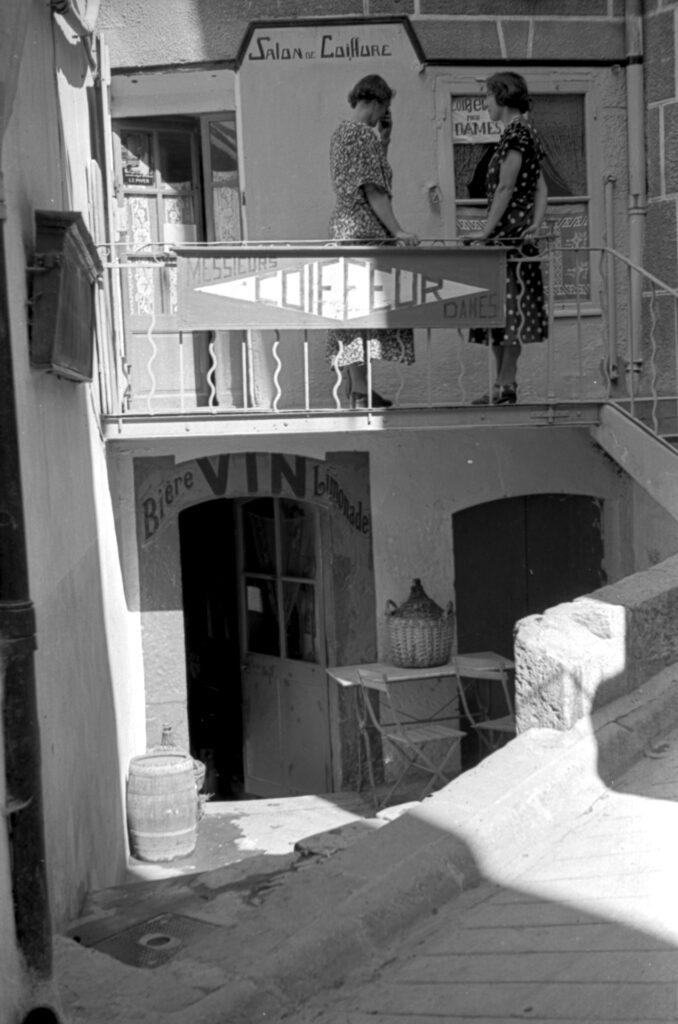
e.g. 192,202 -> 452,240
546,236 -> 556,402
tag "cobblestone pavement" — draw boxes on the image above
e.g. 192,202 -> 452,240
274,728 -> 678,1023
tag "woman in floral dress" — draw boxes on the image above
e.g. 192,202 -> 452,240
328,74 -> 419,409
469,71 -> 549,405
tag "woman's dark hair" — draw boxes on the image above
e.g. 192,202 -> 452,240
348,74 -> 395,108
486,71 -> 531,113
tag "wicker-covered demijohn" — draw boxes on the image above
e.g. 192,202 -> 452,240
385,578 -> 455,668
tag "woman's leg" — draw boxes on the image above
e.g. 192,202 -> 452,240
496,344 -> 520,387
347,363 -> 367,394
345,361 -> 392,407
492,344 -> 502,381
471,343 -> 502,404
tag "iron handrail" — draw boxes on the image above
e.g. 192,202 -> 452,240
92,241 -> 678,437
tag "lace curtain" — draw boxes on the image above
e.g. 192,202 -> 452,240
533,94 -> 586,196
454,94 -> 586,200
243,500 -> 318,662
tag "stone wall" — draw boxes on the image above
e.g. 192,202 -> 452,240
97,0 -> 626,69
646,1 -> 678,258
514,551 -> 678,731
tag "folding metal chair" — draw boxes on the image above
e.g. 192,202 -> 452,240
453,653 -> 516,756
356,668 -> 466,812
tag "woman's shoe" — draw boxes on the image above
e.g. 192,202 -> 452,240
494,384 -> 517,405
351,390 -> 393,409
471,384 -> 500,406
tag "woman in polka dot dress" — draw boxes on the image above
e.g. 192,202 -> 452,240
468,71 -> 548,405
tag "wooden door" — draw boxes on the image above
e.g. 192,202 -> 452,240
453,494 -> 605,659
114,119 -> 209,410
237,497 -> 330,797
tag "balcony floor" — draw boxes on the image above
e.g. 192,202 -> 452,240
102,400 -> 604,447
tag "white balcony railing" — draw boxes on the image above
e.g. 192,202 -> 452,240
94,240 -> 678,441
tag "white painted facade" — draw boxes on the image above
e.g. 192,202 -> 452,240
1,5 -> 143,1004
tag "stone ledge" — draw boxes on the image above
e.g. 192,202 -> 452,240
515,553 -> 678,731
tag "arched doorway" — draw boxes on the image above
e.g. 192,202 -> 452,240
452,494 -> 605,764
456,497 -> 606,663
453,494 -> 606,660
180,499 -> 242,798
179,494 -> 330,799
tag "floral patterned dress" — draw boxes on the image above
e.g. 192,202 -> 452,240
470,118 -> 548,347
327,120 -> 414,368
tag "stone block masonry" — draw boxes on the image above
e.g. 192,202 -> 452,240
645,5 -> 676,105
419,0 -> 608,14
514,552 -> 678,731
99,0 -> 627,70
645,4 -> 678,296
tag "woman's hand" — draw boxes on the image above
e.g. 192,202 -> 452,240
394,229 -> 419,246
520,222 -> 541,241
363,184 -> 418,244
376,110 -> 392,147
463,232 -> 489,247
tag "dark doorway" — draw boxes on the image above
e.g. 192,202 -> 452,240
453,494 -> 605,764
453,494 -> 605,658
179,499 -> 243,799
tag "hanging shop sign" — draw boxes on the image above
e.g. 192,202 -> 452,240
239,19 -> 423,67
138,452 -> 371,546
175,245 -> 506,331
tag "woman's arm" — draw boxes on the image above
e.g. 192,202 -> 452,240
480,149 -> 523,239
363,182 -> 418,245
524,170 -> 548,237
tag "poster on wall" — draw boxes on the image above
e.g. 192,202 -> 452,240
451,96 -> 503,144
174,244 -> 506,331
544,203 -> 591,302
120,130 -> 155,186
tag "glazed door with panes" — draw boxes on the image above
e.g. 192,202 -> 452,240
237,497 -> 330,797
113,115 -> 243,411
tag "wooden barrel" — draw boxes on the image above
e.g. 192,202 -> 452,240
126,752 -> 198,862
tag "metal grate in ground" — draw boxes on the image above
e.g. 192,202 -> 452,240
92,912 -> 221,968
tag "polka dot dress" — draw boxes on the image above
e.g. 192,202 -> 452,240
470,118 -> 548,348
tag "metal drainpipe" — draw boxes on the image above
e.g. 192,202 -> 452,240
625,0 -> 646,391
0,189 -> 52,976
604,174 -> 619,384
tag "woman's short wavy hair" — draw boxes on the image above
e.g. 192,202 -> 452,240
348,74 -> 395,108
486,71 -> 531,113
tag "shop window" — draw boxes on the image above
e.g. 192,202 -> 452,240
201,113 -> 242,242
112,113 -> 243,408
114,113 -> 242,246
240,498 -> 320,664
114,114 -> 242,314
440,72 -> 600,310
